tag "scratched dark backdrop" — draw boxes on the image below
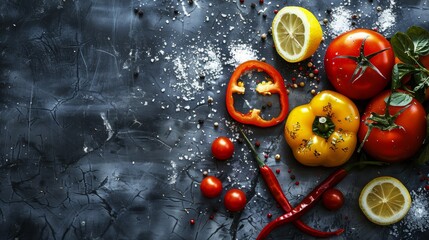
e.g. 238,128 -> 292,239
1,0 -> 429,239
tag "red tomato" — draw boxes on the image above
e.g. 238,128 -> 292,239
322,188 -> 344,211
200,176 -> 223,198
358,91 -> 427,162
224,189 -> 246,212
211,137 -> 234,161
324,29 -> 395,100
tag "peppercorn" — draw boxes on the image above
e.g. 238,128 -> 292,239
276,169 -> 280,174
198,119 -> 204,125
326,9 -> 332,14
261,33 -> 267,40
262,13 -> 267,18
190,219 -> 195,225
255,140 -> 261,147
299,82 -> 305,87
251,3 -> 256,8
274,154 -> 281,161
266,101 -> 272,107
213,122 -> 219,128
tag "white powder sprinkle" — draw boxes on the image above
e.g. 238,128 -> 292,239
226,42 -> 259,66
374,1 -> 397,34
389,187 -> 429,237
168,42 -> 223,98
327,6 -> 353,37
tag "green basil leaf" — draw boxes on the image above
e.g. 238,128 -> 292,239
386,92 -> 413,106
392,63 -> 417,90
413,72 -> 429,92
390,32 -> 415,64
406,26 -> 429,56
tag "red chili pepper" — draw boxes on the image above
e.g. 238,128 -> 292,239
226,60 -> 289,127
240,129 -> 344,238
256,169 -> 347,240
256,160 -> 387,240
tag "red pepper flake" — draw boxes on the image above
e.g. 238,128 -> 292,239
190,219 -> 195,225
275,168 -> 280,174
264,153 -> 269,159
295,181 -> 300,186
274,9 -> 279,14
255,140 -> 261,147
267,213 -> 272,218
291,77 -> 296,82
313,69 -> 319,75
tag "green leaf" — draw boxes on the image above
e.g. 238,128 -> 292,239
413,72 -> 429,92
391,32 -> 415,64
406,26 -> 429,56
385,92 -> 413,106
391,63 -> 417,90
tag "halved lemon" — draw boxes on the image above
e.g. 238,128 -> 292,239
359,176 -> 412,225
272,6 -> 323,63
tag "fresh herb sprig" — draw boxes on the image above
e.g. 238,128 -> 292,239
391,26 -> 429,102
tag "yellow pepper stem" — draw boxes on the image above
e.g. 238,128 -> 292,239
312,116 -> 335,139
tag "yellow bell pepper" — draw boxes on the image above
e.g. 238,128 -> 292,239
284,90 -> 360,167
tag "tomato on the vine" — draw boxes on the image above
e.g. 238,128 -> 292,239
211,136 -> 234,161
224,189 -> 247,212
358,91 -> 427,162
200,176 -> 223,198
322,188 -> 344,211
324,29 -> 395,100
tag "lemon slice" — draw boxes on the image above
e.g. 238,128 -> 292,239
359,176 -> 412,225
272,6 -> 323,63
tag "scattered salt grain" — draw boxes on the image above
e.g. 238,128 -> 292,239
226,42 -> 259,66
389,187 -> 429,237
326,6 -> 353,37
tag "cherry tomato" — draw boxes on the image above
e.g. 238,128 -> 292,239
224,189 -> 246,212
211,136 -> 234,161
324,29 -> 395,100
358,90 -> 427,162
200,176 -> 223,198
322,188 -> 344,211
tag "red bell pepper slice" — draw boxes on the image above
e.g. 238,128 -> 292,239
226,60 -> 289,127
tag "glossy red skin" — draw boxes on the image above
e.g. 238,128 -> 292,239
211,137 -> 234,161
324,29 -> 394,100
358,91 -> 427,162
200,176 -> 223,198
322,188 -> 344,211
224,189 -> 247,212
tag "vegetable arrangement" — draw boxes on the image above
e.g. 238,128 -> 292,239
200,5 -> 429,239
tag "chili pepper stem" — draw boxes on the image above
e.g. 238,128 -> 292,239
239,128 -> 265,167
